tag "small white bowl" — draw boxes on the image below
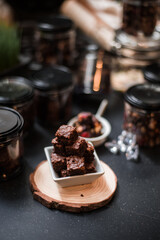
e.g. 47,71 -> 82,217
68,115 -> 111,147
44,146 -> 104,188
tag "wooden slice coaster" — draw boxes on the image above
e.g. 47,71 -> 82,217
30,160 -> 117,212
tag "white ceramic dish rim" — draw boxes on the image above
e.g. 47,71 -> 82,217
44,145 -> 104,183
68,115 -> 111,142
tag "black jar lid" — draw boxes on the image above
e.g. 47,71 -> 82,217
0,77 -> 34,106
31,65 -> 73,91
143,63 -> 160,84
37,15 -> 73,33
0,107 -> 24,139
124,84 -> 160,111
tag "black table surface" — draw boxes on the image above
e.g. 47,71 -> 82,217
0,91 -> 160,240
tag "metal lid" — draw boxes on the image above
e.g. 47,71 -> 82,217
37,15 -> 73,33
31,65 -> 73,91
0,107 -> 24,139
143,63 -> 160,84
0,77 -> 34,106
124,83 -> 160,111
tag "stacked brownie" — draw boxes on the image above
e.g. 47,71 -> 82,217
51,125 -> 96,177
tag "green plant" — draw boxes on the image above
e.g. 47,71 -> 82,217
0,24 -> 20,72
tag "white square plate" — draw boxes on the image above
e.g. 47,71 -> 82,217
44,145 -> 104,188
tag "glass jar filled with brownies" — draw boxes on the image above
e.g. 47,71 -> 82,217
115,0 -> 160,55
123,84 -> 160,147
34,15 -> 75,68
31,65 -> 73,127
0,107 -> 24,181
0,77 -> 35,134
122,0 -> 158,37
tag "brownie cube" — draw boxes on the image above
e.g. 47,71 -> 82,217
51,152 -> 66,173
65,137 -> 87,156
55,125 -> 78,145
85,162 -> 96,173
60,169 -> 68,178
66,156 -> 85,176
78,112 -> 93,126
84,142 -> 94,162
52,137 -> 65,156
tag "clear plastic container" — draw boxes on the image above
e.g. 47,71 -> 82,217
34,15 -> 75,67
0,77 -> 35,134
0,107 -> 24,181
124,84 -> 160,147
31,65 -> 73,127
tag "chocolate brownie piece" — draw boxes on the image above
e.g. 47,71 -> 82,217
65,137 -> 87,156
78,112 -> 93,126
55,125 -> 78,145
84,142 -> 94,162
85,162 -> 96,173
52,137 -> 65,156
51,152 -> 66,173
60,169 -> 68,178
66,156 -> 85,176
84,154 -> 95,163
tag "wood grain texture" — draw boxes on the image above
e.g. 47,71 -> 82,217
30,160 -> 117,212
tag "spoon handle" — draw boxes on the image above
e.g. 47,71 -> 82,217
96,99 -> 108,117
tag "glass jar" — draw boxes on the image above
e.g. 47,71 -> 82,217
124,84 -> 160,147
31,65 -> 73,127
111,56 -> 145,92
115,0 -> 160,56
34,15 -> 75,68
0,107 -> 24,181
19,21 -> 36,55
122,0 -> 158,37
74,44 -> 110,99
0,77 -> 35,134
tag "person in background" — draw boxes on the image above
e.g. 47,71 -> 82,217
0,0 -> 13,24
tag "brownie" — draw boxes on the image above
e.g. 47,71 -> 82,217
66,156 -> 85,176
55,125 -> 78,145
85,154 -> 95,163
85,162 -> 96,173
122,1 -> 157,37
52,137 -> 65,156
74,112 -> 102,138
51,125 -> 97,177
60,169 -> 68,178
78,112 -> 93,126
84,142 -> 94,162
51,152 -> 66,173
65,137 -> 87,156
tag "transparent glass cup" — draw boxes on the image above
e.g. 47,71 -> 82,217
0,107 -> 24,181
